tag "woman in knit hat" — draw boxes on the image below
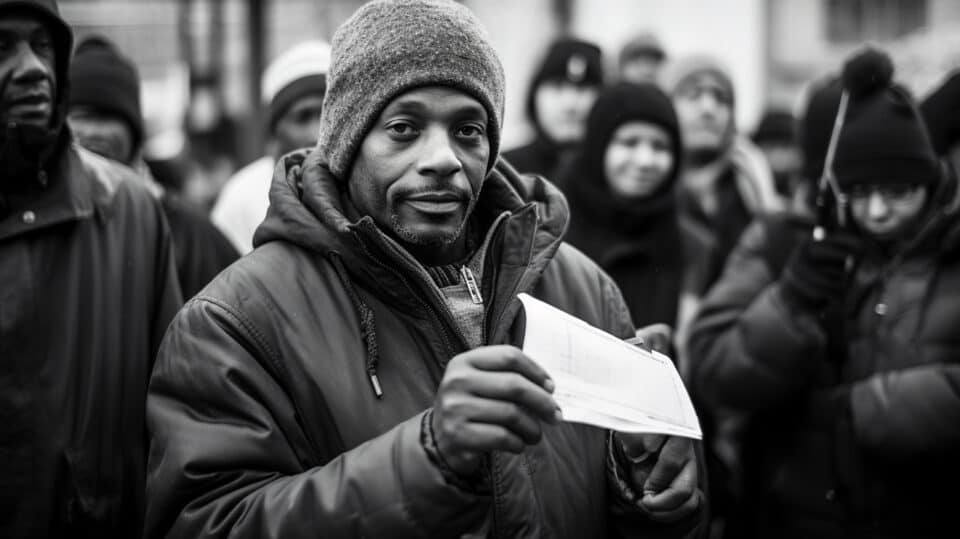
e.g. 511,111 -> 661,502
563,82 -> 708,348
688,46 -> 960,538
145,1 -> 706,537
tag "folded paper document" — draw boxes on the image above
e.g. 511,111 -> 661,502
518,294 -> 701,439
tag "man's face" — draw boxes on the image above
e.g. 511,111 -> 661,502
534,80 -> 597,144
348,86 -> 490,263
759,141 -> 800,195
68,106 -> 135,164
0,13 -> 56,129
673,72 -> 733,155
274,94 -> 324,156
620,57 -> 662,85
603,120 -> 674,198
849,183 -> 928,239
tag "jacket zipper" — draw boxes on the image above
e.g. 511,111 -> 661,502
460,266 -> 483,304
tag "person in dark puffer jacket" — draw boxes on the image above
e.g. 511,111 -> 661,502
688,47 -> 960,539
145,1 -> 708,538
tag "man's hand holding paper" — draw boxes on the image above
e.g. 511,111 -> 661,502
517,294 -> 703,521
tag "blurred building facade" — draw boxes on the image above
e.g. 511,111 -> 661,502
56,0 -> 960,200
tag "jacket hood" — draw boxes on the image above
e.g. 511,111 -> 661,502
253,149 -> 570,295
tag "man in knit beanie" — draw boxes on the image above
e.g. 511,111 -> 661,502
67,36 -> 143,163
68,35 -> 238,299
211,40 -> 330,253
146,1 -> 706,537
0,2 -> 183,537
503,37 -> 604,182
619,31 -> 667,84
752,108 -> 800,198
688,47 -> 960,538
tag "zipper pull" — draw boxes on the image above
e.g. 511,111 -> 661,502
460,266 -> 483,304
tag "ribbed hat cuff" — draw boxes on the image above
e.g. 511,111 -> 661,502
268,74 -> 327,133
835,156 -> 940,188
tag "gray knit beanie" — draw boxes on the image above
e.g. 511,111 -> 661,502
316,0 -> 505,180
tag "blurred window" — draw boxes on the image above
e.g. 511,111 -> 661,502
826,0 -> 928,43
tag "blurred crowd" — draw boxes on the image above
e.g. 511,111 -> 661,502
3,0 -> 960,538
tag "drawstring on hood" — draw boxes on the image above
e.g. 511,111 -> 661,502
329,251 -> 383,398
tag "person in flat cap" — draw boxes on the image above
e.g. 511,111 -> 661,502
68,35 -> 238,299
503,37 -> 603,185
211,40 -> 331,254
145,1 -> 707,537
751,108 -> 801,199
0,1 -> 182,537
619,31 -> 667,85
688,47 -> 960,539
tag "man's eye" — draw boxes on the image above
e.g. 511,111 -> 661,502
33,36 -> 53,52
386,122 -> 417,138
456,124 -> 485,139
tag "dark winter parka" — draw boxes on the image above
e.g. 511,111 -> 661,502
145,152 -> 706,538
0,1 -> 183,536
688,176 -> 960,538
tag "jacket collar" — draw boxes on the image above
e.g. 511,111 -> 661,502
254,151 -> 569,326
0,143 -> 98,242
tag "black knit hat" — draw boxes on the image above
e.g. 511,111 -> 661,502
920,70 -> 960,156
68,35 -> 143,152
833,47 -> 939,189
317,0 -> 505,179
525,38 -> 603,125
579,82 -> 681,191
798,77 -> 843,183
752,109 -> 795,146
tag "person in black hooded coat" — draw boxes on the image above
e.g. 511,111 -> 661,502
563,82 -> 712,347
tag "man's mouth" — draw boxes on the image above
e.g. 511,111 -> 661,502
404,192 -> 465,214
6,94 -> 52,115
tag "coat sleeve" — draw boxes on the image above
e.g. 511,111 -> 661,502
850,363 -> 960,458
145,298 -> 489,539
687,221 -> 828,411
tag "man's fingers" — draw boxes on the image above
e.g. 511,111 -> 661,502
449,397 -> 546,445
642,488 -> 702,523
466,346 -> 554,392
641,456 -> 698,511
447,368 -> 558,423
618,432 -> 666,459
643,436 -> 693,494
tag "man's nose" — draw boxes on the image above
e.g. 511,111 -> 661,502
867,192 -> 891,219
417,126 -> 461,177
12,43 -> 50,83
697,94 -> 719,113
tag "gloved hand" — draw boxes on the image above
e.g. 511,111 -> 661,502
780,229 -> 862,309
